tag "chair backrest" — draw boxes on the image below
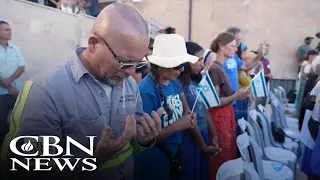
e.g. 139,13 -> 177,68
248,111 -> 266,149
237,133 -> 264,180
274,88 -> 282,101
257,104 -> 271,121
216,158 -> 260,180
238,118 -> 256,160
249,109 -> 274,147
278,86 -> 287,104
271,99 -> 289,128
238,118 -> 255,139
269,91 -> 277,102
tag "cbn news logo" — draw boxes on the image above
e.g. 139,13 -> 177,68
9,136 -> 97,171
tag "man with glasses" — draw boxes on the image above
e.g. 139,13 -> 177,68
1,3 -> 163,180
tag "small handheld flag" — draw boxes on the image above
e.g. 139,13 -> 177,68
250,70 -> 268,98
191,71 -> 221,112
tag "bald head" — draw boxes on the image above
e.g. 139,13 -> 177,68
83,2 -> 150,86
93,2 -> 148,38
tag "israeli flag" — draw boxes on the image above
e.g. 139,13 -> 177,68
250,70 -> 268,98
197,71 -> 221,108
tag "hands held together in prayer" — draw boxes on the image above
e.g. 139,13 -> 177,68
94,107 -> 164,163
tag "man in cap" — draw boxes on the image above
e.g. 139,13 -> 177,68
297,36 -> 314,71
1,2 -> 162,180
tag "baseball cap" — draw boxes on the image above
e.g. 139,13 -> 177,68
305,36 -> 314,41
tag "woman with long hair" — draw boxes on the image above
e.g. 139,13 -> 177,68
177,41 -> 220,180
207,32 -> 250,180
134,34 -> 197,180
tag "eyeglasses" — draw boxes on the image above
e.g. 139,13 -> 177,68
95,33 -> 148,70
136,60 -> 148,69
173,63 -> 185,70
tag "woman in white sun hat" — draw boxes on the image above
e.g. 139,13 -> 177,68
134,34 -> 198,180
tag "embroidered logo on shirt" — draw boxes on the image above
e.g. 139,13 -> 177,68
119,95 -> 135,103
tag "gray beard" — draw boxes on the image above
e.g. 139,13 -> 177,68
97,72 -> 128,86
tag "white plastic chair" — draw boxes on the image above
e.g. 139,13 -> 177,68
258,104 -> 300,140
270,100 -> 300,138
274,88 -> 282,102
248,109 -> 299,156
278,86 -> 296,111
241,115 -> 297,173
216,158 -> 260,180
237,133 -> 294,180
272,90 -> 298,120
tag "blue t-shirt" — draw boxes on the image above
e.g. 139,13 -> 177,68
138,74 -> 183,155
311,124 -> 320,176
176,79 -> 207,130
88,0 -> 100,17
223,53 -> 244,104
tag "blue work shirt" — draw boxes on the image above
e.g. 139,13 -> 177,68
176,79 -> 207,130
223,53 -> 244,105
0,43 -> 26,94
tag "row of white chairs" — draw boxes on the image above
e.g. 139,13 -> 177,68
216,86 -> 301,180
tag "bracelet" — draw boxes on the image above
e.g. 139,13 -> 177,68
137,137 -> 156,149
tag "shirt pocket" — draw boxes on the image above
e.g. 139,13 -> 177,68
72,114 -> 106,146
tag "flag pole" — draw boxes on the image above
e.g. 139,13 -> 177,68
191,88 -> 202,113
245,85 -> 251,91
191,87 -> 203,113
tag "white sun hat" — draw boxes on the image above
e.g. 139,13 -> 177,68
148,34 -> 198,68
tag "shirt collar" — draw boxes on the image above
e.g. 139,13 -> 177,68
214,60 -> 223,67
70,47 -> 89,83
0,42 -> 13,50
7,42 -> 14,48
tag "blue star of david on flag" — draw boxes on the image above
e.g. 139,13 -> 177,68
193,71 -> 220,109
250,70 -> 268,98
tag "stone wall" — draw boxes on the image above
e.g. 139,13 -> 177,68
1,0 -> 320,81
0,0 -> 95,82
131,0 -> 320,79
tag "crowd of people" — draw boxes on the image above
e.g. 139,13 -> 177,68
295,36 -> 320,180
27,0 -> 100,17
0,1 -> 320,180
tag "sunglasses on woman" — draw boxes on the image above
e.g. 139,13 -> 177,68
173,63 -> 185,70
